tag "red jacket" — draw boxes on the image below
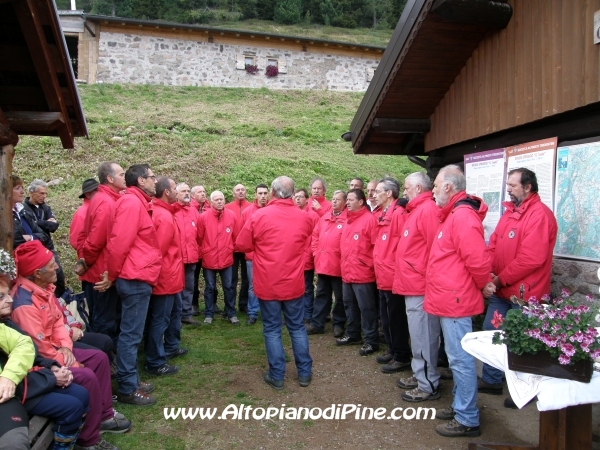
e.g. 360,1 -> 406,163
236,198 -> 313,301
191,199 -> 211,214
340,207 -> 377,284
107,187 -> 162,285
311,196 -> 332,217
173,202 -> 201,264
393,192 -> 439,296
302,208 -> 320,270
373,202 -> 406,291
488,193 -> 558,302
11,277 -> 77,368
152,200 -> 184,295
197,207 -> 238,270
80,185 -> 122,284
225,198 -> 252,222
312,209 -> 347,277
424,192 -> 491,318
69,199 -> 89,251
241,201 -> 261,261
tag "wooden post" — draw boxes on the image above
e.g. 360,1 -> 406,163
0,109 -> 18,252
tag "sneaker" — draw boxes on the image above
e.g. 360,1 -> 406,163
438,367 -> 453,380
145,364 -> 179,376
204,317 -> 213,324
305,324 -> 324,335
401,387 -> 441,402
166,348 -> 188,359
75,438 -> 119,450
100,412 -> 131,434
359,343 -> 379,356
263,372 -> 283,390
435,419 -> 481,437
246,316 -> 258,325
336,335 -> 363,346
116,389 -> 156,406
436,406 -> 455,420
381,360 -> 411,373
181,317 -> 201,326
229,316 -> 241,326
376,352 -> 393,364
477,378 -> 503,395
298,375 -> 312,387
138,381 -> 155,394
333,325 -> 345,338
396,376 -> 418,390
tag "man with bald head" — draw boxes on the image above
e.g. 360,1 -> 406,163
366,180 -> 378,210
236,176 -> 314,390
225,184 -> 251,313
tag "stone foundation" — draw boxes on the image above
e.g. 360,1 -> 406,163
552,258 -> 600,300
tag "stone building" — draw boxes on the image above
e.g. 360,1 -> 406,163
58,11 -> 384,91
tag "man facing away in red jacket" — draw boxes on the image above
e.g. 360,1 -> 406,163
236,176 -> 314,390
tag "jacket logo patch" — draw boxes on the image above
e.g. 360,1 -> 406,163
382,234 -> 387,241
438,231 -> 443,239
508,230 -> 515,239
192,221 -> 195,226
37,333 -> 44,340
337,224 -> 342,229
11,416 -> 22,422
403,229 -> 409,237
353,234 -> 359,240
226,227 -> 231,233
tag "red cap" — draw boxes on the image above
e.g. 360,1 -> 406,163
14,240 -> 53,277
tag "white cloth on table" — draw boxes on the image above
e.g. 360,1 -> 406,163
461,330 -> 600,411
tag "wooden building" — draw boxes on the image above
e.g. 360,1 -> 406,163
0,0 -> 87,250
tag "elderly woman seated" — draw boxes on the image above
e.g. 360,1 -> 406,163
9,241 -> 132,450
1,272 -> 89,450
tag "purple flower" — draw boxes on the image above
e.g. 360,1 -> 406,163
564,305 -> 574,313
581,343 -> 590,353
587,327 -> 598,336
558,354 -> 571,365
590,348 -> 600,359
552,323 -> 561,333
528,296 -> 539,305
586,294 -> 593,302
546,309 -> 557,319
541,294 -> 551,302
561,288 -> 570,298
569,331 -> 584,343
561,343 -> 576,357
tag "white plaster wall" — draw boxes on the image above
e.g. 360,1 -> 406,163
96,31 -> 379,91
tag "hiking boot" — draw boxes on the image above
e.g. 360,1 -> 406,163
376,352 -> 393,364
438,367 -> 453,380
166,348 -> 188,359
381,360 -> 411,373
204,317 -> 213,324
246,316 -> 258,325
336,335 -> 363,346
181,317 -> 201,326
263,372 -> 284,390
229,316 -> 241,326
145,363 -> 179,376
396,376 -> 418,390
303,318 -> 310,325
359,343 -> 379,356
477,378 -> 503,395
75,438 -> 119,450
333,325 -> 345,338
138,381 -> 155,394
401,387 -> 441,402
100,412 -> 131,434
116,389 -> 156,406
305,324 -> 324,335
298,375 -> 312,387
435,419 -> 481,437
436,406 -> 455,420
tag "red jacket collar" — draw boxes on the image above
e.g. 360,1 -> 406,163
346,206 -> 369,223
406,191 -> 434,213
98,184 -> 122,201
437,191 -> 467,222
502,192 -> 541,215
154,198 -> 175,212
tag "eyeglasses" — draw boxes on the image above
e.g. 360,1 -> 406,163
374,189 -> 389,194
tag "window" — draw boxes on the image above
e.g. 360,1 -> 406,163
267,58 -> 278,67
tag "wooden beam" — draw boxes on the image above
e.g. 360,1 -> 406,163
431,0 -> 513,29
3,111 -> 65,133
12,0 -> 74,148
372,118 -> 431,133
0,108 -> 19,147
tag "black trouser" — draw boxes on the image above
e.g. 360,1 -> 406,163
310,274 -> 346,331
343,282 -> 378,346
82,282 -> 120,350
192,259 -> 202,309
0,398 -> 28,450
379,290 -> 411,363
231,252 -> 249,309
52,250 -> 66,298
75,331 -> 114,362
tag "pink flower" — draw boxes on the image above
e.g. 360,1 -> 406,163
590,349 -> 600,359
546,309 -> 557,319
569,331 -> 584,343
528,296 -> 539,305
541,294 -> 551,302
581,343 -> 590,353
561,343 -> 576,357
561,288 -> 570,298
491,310 -> 503,329
586,294 -> 593,302
558,354 -> 571,365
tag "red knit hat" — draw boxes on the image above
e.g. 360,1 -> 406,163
14,240 -> 53,277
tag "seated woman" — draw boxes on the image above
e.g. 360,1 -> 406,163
1,275 -> 89,450
9,241 -> 131,450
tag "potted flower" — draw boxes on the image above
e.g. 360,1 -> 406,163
245,64 -> 259,75
265,65 -> 279,77
492,289 -> 600,383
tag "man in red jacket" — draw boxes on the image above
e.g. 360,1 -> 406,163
309,177 -> 332,217
78,162 -> 125,347
191,185 -> 210,316
393,172 -> 442,401
236,176 -> 313,389
174,183 -> 202,326
478,168 -> 558,405
107,164 -> 161,406
146,177 -> 184,377
306,190 -> 348,337
225,184 -> 251,314
69,178 -> 98,255
424,166 -> 491,438
199,191 -> 240,325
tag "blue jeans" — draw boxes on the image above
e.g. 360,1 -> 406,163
440,316 -> 479,427
28,384 -> 89,434
145,294 -> 175,370
481,294 -> 521,384
115,278 -> 152,395
164,292 -> 182,356
180,263 -> 196,320
259,296 -> 313,381
303,270 -> 315,320
203,265 -> 235,318
245,261 -> 259,319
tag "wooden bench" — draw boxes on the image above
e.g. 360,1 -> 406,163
28,416 -> 54,450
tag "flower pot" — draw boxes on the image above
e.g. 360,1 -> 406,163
507,350 -> 593,383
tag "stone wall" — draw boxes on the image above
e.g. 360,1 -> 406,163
552,258 -> 600,300
96,31 -> 379,91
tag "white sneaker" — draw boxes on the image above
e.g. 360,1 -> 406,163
204,317 -> 213,324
